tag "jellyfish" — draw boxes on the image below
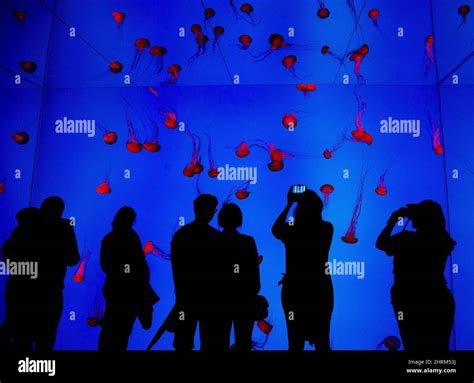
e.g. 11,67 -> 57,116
149,46 -> 167,74
317,1 -> 330,19
162,111 -> 178,129
323,132 -> 348,159
96,178 -> 111,194
12,11 -> 26,23
237,34 -> 252,50
427,115 -> 443,155
212,26 -> 224,53
458,5 -> 471,26
143,121 -> 161,153
320,184 -> 334,208
189,33 -> 210,64
240,3 -> 257,25
0,179 -> 5,193
235,181 -> 251,200
282,55 -> 301,78
254,140 -> 294,171
296,83 -> 317,96
86,286 -> 105,327
131,38 -> 150,71
321,45 -> 344,63
109,61 -> 123,74
162,64 -> 182,86
376,336 -> 401,351
252,33 -> 291,61
19,61 -> 37,74
144,241 -> 170,260
230,141 -> 255,158
282,113 -> 298,130
375,170 -> 388,196
112,11 -> 126,26
206,135 -> 220,178
347,44 -> 369,84
73,253 -> 90,282
126,118 -> 142,153
147,86 -> 159,97
183,131 -> 204,177
11,131 -> 29,145
341,168 -> 367,244
424,35 -> 435,77
204,7 -> 216,23
103,131 -> 118,145
368,9 -> 380,27
351,91 -> 373,145
257,319 -> 273,335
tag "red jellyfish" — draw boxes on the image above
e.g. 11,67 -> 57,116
368,9 -> 380,27
347,44 -> 369,84
111,11 -> 126,26
149,46 -> 167,73
251,319 -> 273,350
131,38 -> 150,71
109,61 -> 123,74
126,118 -> 142,153
144,241 -> 170,260
235,181 -> 251,200
321,45 -> 344,63
212,26 -> 224,52
162,111 -> 178,129
12,11 -> 26,23
11,131 -> 29,145
0,179 -> 5,193
320,184 -> 334,208
240,3 -> 257,25
86,289 -> 105,327
232,141 -> 251,158
424,35 -> 435,77
73,253 -> 91,283
19,61 -> 37,74
341,169 -> 367,244
189,33 -> 210,63
183,131 -> 204,177
458,5 -> 471,26
375,170 -> 388,196
204,8 -> 216,22
257,319 -> 273,335
428,115 -> 443,155
191,24 -> 202,36
96,178 -> 111,194
376,336 -> 401,351
317,1 -> 330,19
282,113 -> 298,130
256,141 -> 294,171
252,33 -> 290,61
103,131 -> 118,145
282,55 -> 302,78
163,64 -> 182,85
237,34 -> 252,50
296,83 -> 317,96
143,121 -> 161,153
351,91 -> 372,145
323,132 -> 348,159
206,135 -> 220,178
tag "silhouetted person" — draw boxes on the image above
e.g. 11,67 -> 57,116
0,207 -> 40,350
272,187 -> 334,351
99,207 -> 158,351
218,203 -> 260,351
170,194 -> 225,351
376,200 -> 455,351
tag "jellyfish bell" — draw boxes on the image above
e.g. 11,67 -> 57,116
135,38 -> 151,50
458,5 -> 471,17
126,142 -> 143,153
368,8 -> 380,22
143,142 -> 161,152
434,145 -> 443,155
112,11 -> 126,25
11,132 -> 29,145
317,7 -> 330,19
268,161 -> 284,172
19,61 -> 37,74
269,33 -> 286,49
257,320 -> 273,335
296,83 -> 317,95
213,26 -> 224,37
320,184 -> 334,194
12,11 -> 27,23
109,61 -> 123,74
238,34 -> 252,49
204,8 -> 216,19
150,46 -> 167,57
103,131 -> 118,144
183,164 -> 195,177
341,234 -> 358,244
235,189 -> 250,200
193,162 -> 204,175
191,24 -> 202,35
208,168 -> 219,177
383,336 -> 401,351
351,130 -> 373,145
163,112 -> 178,128
321,45 -> 330,55
282,55 -> 297,68
282,114 -> 297,129
96,180 -> 111,194
240,3 -> 254,14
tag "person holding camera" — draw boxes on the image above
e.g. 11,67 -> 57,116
376,200 -> 456,351
272,186 -> 334,351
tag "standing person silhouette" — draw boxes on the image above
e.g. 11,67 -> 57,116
376,200 -> 456,351
170,194 -> 224,351
218,203 -> 260,351
272,187 -> 334,351
99,207 -> 158,351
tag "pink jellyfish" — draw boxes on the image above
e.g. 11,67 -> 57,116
131,38 -> 150,71
323,132 -> 348,159
112,12 -> 126,26
427,115 -> 443,155
73,252 -> 91,282
183,131 -> 204,177
96,178 -> 111,194
86,289 -> 105,327
347,44 -> 369,84
375,170 -> 388,196
320,184 -> 334,208
424,35 -> 435,77
144,241 -> 170,260
341,168 -> 367,244
231,141 -> 251,158
126,118 -> 143,153
235,181 -> 251,200
351,91 -> 373,145
206,135 -> 220,178
143,121 -> 161,153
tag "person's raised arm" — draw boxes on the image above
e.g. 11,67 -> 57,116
272,187 -> 297,240
376,208 -> 407,255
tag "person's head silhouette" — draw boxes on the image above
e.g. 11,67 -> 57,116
40,196 -> 65,220
218,203 -> 243,231
410,200 -> 446,233
193,194 -> 218,223
294,189 -> 324,226
16,207 -> 39,226
112,206 -> 136,231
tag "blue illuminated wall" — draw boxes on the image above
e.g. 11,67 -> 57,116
0,0 -> 472,350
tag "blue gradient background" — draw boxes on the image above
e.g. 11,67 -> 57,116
0,0 -> 473,350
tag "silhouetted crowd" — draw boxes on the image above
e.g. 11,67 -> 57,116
0,188 -> 456,352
